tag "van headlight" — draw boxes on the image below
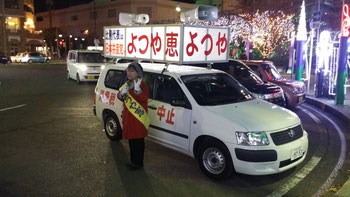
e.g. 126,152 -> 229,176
235,131 -> 270,146
252,93 -> 272,100
79,64 -> 87,71
101,65 -> 105,70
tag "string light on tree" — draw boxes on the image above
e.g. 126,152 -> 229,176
240,10 -> 295,58
191,11 -> 294,58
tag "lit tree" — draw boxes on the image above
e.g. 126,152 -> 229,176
191,15 -> 250,47
240,10 -> 295,58
191,10 -> 295,58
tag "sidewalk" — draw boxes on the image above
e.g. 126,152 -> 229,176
50,59 -> 66,64
305,97 -> 350,197
281,71 -> 350,196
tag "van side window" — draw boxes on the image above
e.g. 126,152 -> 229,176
154,75 -> 190,108
142,72 -> 154,99
69,53 -> 75,61
105,70 -> 123,90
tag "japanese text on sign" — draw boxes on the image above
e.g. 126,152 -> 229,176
104,24 -> 230,64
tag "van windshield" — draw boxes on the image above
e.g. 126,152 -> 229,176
181,73 -> 253,106
77,53 -> 105,63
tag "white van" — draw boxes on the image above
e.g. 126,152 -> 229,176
93,62 -> 308,179
67,50 -> 106,84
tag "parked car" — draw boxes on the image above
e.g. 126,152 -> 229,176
0,52 -> 11,64
20,52 -> 50,63
10,53 -> 26,63
192,60 -> 286,106
67,50 -> 106,84
242,60 -> 306,108
94,62 -> 308,179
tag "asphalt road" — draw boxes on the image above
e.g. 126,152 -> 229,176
0,63 -> 349,197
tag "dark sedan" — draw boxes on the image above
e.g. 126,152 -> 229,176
192,60 -> 286,106
242,60 -> 306,108
0,52 -> 11,64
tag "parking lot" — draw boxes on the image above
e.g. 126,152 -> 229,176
0,63 -> 349,197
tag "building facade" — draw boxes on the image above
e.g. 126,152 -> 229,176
0,0 -> 42,55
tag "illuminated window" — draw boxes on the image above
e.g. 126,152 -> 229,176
24,18 -> 35,30
6,17 -> 20,32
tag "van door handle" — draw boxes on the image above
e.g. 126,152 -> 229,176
149,106 -> 157,110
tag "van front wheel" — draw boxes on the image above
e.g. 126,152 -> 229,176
76,73 -> 81,85
104,114 -> 122,141
197,139 -> 234,180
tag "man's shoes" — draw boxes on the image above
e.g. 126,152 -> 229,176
126,163 -> 143,171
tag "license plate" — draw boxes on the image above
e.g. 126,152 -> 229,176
291,146 -> 304,161
88,76 -> 95,80
298,96 -> 303,103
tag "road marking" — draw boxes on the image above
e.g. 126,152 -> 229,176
0,104 -> 26,112
267,156 -> 321,197
304,105 -> 347,197
266,106 -> 324,197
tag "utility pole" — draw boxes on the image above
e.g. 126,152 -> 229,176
94,0 -> 96,39
46,0 -> 54,57
1,0 -> 7,55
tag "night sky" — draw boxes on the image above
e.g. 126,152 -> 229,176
34,0 -> 94,13
34,0 -> 197,13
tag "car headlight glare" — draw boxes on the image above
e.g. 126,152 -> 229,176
79,64 -> 87,71
235,131 -> 270,146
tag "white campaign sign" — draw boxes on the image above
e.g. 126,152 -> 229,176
125,27 -> 151,59
104,24 -> 229,64
151,26 -> 165,61
165,26 -> 181,62
183,26 -> 207,62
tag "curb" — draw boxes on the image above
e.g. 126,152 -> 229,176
305,96 -> 350,196
305,96 -> 350,128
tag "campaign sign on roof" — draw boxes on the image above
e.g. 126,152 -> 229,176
104,24 -> 229,64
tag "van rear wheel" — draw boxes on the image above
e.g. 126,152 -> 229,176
104,114 -> 122,141
197,139 -> 234,180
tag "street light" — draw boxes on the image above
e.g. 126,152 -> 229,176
68,35 -> 72,50
176,2 -> 181,12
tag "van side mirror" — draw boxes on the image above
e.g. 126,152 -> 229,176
171,99 -> 186,107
